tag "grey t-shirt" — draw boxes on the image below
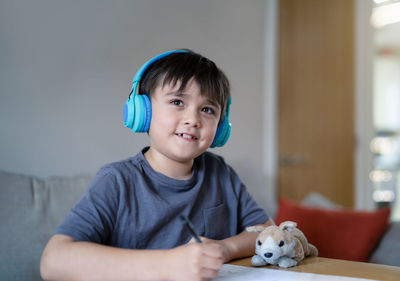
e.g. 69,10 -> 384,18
55,147 -> 268,249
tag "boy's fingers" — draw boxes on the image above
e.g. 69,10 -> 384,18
194,253 -> 223,280
199,267 -> 221,279
188,236 -> 206,243
184,240 -> 225,264
202,242 -> 225,259
201,255 -> 224,270
198,235 -> 206,241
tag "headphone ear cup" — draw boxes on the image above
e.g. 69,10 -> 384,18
123,97 -> 135,129
123,94 -> 151,132
210,116 -> 231,148
141,94 -> 152,132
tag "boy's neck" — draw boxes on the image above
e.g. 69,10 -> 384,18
144,148 -> 193,180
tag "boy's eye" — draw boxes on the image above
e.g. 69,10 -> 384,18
201,107 -> 214,115
171,99 -> 183,106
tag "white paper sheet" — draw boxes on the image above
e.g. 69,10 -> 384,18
213,264 -> 377,281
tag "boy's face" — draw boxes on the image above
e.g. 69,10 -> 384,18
147,79 -> 221,165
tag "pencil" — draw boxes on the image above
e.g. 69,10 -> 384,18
179,214 -> 202,243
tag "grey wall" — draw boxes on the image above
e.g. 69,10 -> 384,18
0,0 -> 274,214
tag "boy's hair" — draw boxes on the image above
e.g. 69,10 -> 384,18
138,49 -> 230,121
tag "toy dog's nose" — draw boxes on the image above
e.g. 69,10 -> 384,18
264,252 -> 273,258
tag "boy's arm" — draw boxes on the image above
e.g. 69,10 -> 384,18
40,234 -> 224,281
206,219 -> 274,262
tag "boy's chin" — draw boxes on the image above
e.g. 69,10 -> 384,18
175,147 -> 209,160
174,151 -> 203,161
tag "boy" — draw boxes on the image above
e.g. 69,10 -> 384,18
40,49 -> 272,281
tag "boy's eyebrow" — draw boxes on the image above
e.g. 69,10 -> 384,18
165,91 -> 185,97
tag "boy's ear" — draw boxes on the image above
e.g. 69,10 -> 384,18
246,225 -> 267,233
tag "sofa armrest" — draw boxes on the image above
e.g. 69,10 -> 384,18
0,171 -> 91,281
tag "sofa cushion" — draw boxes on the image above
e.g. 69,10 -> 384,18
368,221 -> 400,266
0,171 -> 91,281
275,197 -> 391,262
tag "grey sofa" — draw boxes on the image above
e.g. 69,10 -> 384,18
0,170 -> 91,281
1,170 -> 400,281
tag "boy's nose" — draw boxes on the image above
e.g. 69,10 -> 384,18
183,110 -> 200,127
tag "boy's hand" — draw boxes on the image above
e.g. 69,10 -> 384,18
196,236 -> 232,263
164,239 -> 225,281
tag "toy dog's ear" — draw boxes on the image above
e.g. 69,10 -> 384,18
279,221 -> 297,233
246,225 -> 267,232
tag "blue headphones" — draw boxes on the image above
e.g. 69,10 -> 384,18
122,50 -> 231,148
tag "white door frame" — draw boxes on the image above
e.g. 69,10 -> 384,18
263,0 -> 279,215
354,0 -> 375,210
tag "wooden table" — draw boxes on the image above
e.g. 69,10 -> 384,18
229,257 -> 400,281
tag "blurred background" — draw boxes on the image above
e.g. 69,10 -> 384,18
370,0 -> 400,220
1,0 -> 400,220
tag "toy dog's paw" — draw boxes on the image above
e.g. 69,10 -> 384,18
251,255 -> 268,267
277,256 -> 298,268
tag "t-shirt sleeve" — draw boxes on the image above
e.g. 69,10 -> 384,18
54,167 -> 119,243
228,166 -> 269,231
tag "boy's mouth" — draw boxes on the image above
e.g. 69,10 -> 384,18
176,133 -> 198,140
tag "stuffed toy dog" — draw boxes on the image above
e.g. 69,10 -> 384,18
246,221 -> 318,268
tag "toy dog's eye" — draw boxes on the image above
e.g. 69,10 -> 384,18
257,240 -> 262,246
279,240 -> 284,247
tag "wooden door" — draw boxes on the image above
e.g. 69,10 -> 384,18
278,0 -> 355,207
